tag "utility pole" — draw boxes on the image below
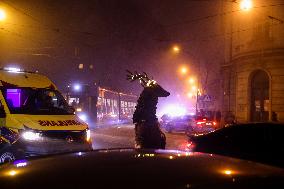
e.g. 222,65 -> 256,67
228,1 -> 233,113
196,58 -> 201,116
118,92 -> 121,121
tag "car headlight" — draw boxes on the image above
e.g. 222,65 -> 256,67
22,131 -> 42,141
78,113 -> 87,122
86,129 -> 91,142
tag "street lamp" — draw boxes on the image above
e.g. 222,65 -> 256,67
188,77 -> 195,84
224,0 -> 252,119
240,0 -> 253,11
172,45 -> 180,54
173,46 -> 202,115
179,66 -> 188,75
174,47 -> 201,114
73,84 -> 81,91
187,92 -> 193,98
0,8 -> 6,21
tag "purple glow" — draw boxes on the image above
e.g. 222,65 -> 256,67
13,159 -> 28,167
7,89 -> 21,107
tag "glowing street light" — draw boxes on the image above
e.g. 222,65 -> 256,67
73,84 -> 81,91
7,170 -> 17,176
188,77 -> 195,84
192,86 -> 197,91
240,0 -> 252,11
181,67 -> 187,74
172,45 -> 180,53
187,92 -> 193,98
0,8 -> 6,21
179,66 -> 188,75
197,89 -> 202,96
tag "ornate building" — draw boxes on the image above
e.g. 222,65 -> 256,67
222,0 -> 284,122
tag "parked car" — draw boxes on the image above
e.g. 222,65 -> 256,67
161,114 -> 216,134
192,116 -> 217,133
160,115 -> 193,133
187,123 -> 284,167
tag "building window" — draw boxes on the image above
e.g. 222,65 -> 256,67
78,64 -> 84,69
250,70 -> 270,122
252,22 -> 272,41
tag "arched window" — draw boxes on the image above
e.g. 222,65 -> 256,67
250,70 -> 270,122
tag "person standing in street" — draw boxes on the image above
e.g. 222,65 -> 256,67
215,110 -> 221,127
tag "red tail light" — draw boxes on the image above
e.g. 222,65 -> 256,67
180,140 -> 195,151
196,121 -> 205,126
187,141 -> 193,148
184,141 -> 195,151
213,122 -> 217,126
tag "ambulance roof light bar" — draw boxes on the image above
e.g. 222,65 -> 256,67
4,67 -> 22,73
0,67 -> 39,74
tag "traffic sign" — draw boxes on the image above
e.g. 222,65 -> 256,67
203,95 -> 211,102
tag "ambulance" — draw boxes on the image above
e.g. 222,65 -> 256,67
0,68 -> 92,163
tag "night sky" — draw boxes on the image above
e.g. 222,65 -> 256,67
0,0 -> 224,96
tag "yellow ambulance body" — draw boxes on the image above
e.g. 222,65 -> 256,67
0,68 -> 92,157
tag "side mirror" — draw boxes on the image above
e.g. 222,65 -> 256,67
0,106 -> 6,118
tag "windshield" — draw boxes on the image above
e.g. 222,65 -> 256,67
1,87 -> 73,115
0,2 -> 284,186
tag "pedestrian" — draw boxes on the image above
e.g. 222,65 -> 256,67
71,99 -> 77,108
127,71 -> 170,149
216,110 -> 221,123
208,111 -> 214,120
272,111 -> 278,122
224,111 -> 236,126
200,109 -> 205,117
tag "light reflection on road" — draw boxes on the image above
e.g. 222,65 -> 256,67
90,124 -> 188,150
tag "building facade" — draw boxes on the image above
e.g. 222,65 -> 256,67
222,0 -> 284,123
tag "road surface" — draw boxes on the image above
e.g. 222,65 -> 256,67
91,124 -> 189,150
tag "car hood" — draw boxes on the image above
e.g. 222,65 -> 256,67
0,149 -> 284,188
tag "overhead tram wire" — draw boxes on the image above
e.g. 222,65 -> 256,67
2,1 -> 283,54
1,0 -> 40,23
3,0 -> 284,35
0,1 -> 101,48
2,0 -> 97,36
158,1 -> 284,43
1,0 -> 155,49
162,2 -> 284,28
0,23 -> 97,49
162,20 -> 283,44
0,27 -> 99,58
0,27 -> 44,46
